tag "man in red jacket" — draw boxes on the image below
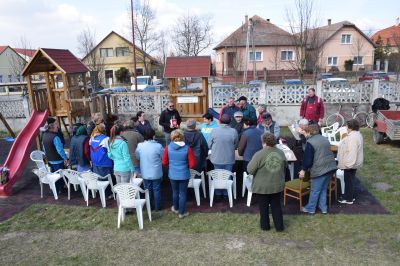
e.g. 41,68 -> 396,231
300,88 -> 324,124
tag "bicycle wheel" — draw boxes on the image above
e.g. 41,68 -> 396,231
353,111 -> 368,127
325,113 -> 345,127
366,112 -> 377,128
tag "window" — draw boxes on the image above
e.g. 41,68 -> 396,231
16,75 -> 21,82
8,75 -> 12,82
281,50 -> 294,61
327,57 -> 338,66
0,75 -> 3,83
249,51 -> 262,61
353,56 -> 363,65
136,68 -> 144,76
100,48 -> 113,57
116,47 -> 129,57
341,34 -> 352,44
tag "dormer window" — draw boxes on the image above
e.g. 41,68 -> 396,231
341,34 -> 352,44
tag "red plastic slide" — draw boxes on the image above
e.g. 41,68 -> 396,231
0,109 -> 49,196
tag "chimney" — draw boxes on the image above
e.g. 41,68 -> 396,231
266,18 -> 270,22
328,19 -> 332,26
245,15 -> 248,24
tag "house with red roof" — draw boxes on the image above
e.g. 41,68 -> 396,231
371,23 -> 400,53
0,46 -> 36,83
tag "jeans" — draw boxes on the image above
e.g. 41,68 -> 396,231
257,192 -> 284,231
49,162 -> 65,192
92,165 -> 114,197
164,132 -> 171,145
213,163 -> 234,196
114,171 -> 131,183
170,179 -> 189,215
304,173 -> 331,213
143,179 -> 162,211
77,165 -> 91,172
344,169 -> 357,201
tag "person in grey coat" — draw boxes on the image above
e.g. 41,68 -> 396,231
208,114 -> 239,197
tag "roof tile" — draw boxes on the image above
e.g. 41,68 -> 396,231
164,56 -> 211,78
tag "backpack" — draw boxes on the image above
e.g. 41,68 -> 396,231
0,167 -> 10,185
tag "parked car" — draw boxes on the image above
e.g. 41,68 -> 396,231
131,76 -> 158,91
96,87 -> 128,94
248,80 -> 262,86
359,71 -> 389,82
324,77 -> 349,86
283,79 -> 304,85
318,73 -> 334,80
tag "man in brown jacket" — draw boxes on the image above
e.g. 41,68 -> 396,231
121,119 -> 144,173
337,119 -> 364,204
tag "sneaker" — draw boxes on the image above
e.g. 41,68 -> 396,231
171,206 -> 179,214
321,210 -> 328,214
178,212 -> 190,219
338,199 -> 353,205
301,207 -> 315,214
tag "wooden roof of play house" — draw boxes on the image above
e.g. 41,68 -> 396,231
164,56 -> 211,78
22,48 -> 89,76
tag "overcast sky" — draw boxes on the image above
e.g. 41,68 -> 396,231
1,0 -> 399,57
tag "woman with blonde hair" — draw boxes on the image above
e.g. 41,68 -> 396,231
162,129 -> 196,218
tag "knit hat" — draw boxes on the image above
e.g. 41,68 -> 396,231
234,111 -> 243,117
186,119 -> 196,130
262,112 -> 272,120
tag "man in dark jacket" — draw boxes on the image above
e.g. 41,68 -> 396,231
229,111 -> 244,137
219,97 -> 240,120
183,119 -> 208,172
159,101 -> 182,145
238,118 -> 263,170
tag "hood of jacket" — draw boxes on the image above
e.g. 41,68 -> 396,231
110,136 -> 127,150
184,130 -> 201,147
169,141 -> 186,150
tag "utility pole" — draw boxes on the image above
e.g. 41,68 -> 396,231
251,21 -> 257,80
243,18 -> 255,84
131,0 -> 138,91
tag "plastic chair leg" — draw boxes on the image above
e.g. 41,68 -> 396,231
194,186 -> 201,206
67,182 -> 71,200
242,177 -> 246,197
49,181 -> 58,200
233,175 -> 237,199
79,181 -> 87,202
338,176 -> 345,195
91,189 -> 96,198
39,181 -> 43,198
210,185 -> 214,207
117,206 -> 122,228
201,175 -> 206,198
136,206 -> 144,230
145,191 -> 152,222
99,188 -> 106,208
246,192 -> 252,207
227,187 -> 233,208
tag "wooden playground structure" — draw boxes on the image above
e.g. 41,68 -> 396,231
22,48 -> 92,133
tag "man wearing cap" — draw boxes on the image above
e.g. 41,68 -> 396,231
230,111 -> 244,136
300,88 -> 324,125
257,112 -> 280,140
208,114 -> 238,176
237,96 -> 257,121
219,97 -> 240,120
184,119 -> 209,172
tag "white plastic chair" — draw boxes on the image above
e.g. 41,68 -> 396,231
208,169 -> 236,208
327,126 -> 348,146
336,169 -> 345,195
62,169 -> 87,201
188,169 -> 206,206
242,172 -> 254,207
80,171 -> 113,208
30,150 -> 64,200
321,122 -> 339,137
130,172 -> 144,187
113,183 -> 152,230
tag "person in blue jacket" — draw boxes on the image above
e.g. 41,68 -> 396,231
135,128 -> 164,211
107,123 -> 135,184
162,129 -> 196,218
200,113 -> 219,142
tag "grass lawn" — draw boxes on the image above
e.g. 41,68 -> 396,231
1,129 -> 400,265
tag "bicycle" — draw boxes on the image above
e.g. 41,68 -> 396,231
325,104 -> 368,128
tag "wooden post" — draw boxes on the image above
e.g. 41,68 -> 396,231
202,77 -> 208,114
44,72 -> 55,115
26,75 -> 36,111
62,73 -> 72,130
0,113 -> 16,138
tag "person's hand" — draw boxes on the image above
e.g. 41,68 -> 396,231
299,170 -> 305,179
64,160 -> 69,166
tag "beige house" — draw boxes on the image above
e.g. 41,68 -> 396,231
309,20 -> 376,72
214,16 -> 375,80
82,31 -> 160,86
0,46 -> 35,83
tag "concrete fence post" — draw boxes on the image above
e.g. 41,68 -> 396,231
22,95 -> 30,117
259,82 -> 267,105
316,80 -> 322,98
371,79 -> 380,103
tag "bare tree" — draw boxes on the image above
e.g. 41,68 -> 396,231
285,0 -> 317,79
173,13 -> 213,56
306,27 -> 325,81
351,36 -> 366,72
229,35 -> 244,84
8,36 -> 32,82
154,30 -> 169,77
77,28 -> 104,87
130,0 -> 159,75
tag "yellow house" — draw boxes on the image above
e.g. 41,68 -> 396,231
82,31 -> 160,86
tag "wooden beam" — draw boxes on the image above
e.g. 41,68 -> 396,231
0,113 -> 16,138
44,72 -> 55,115
26,75 -> 36,111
